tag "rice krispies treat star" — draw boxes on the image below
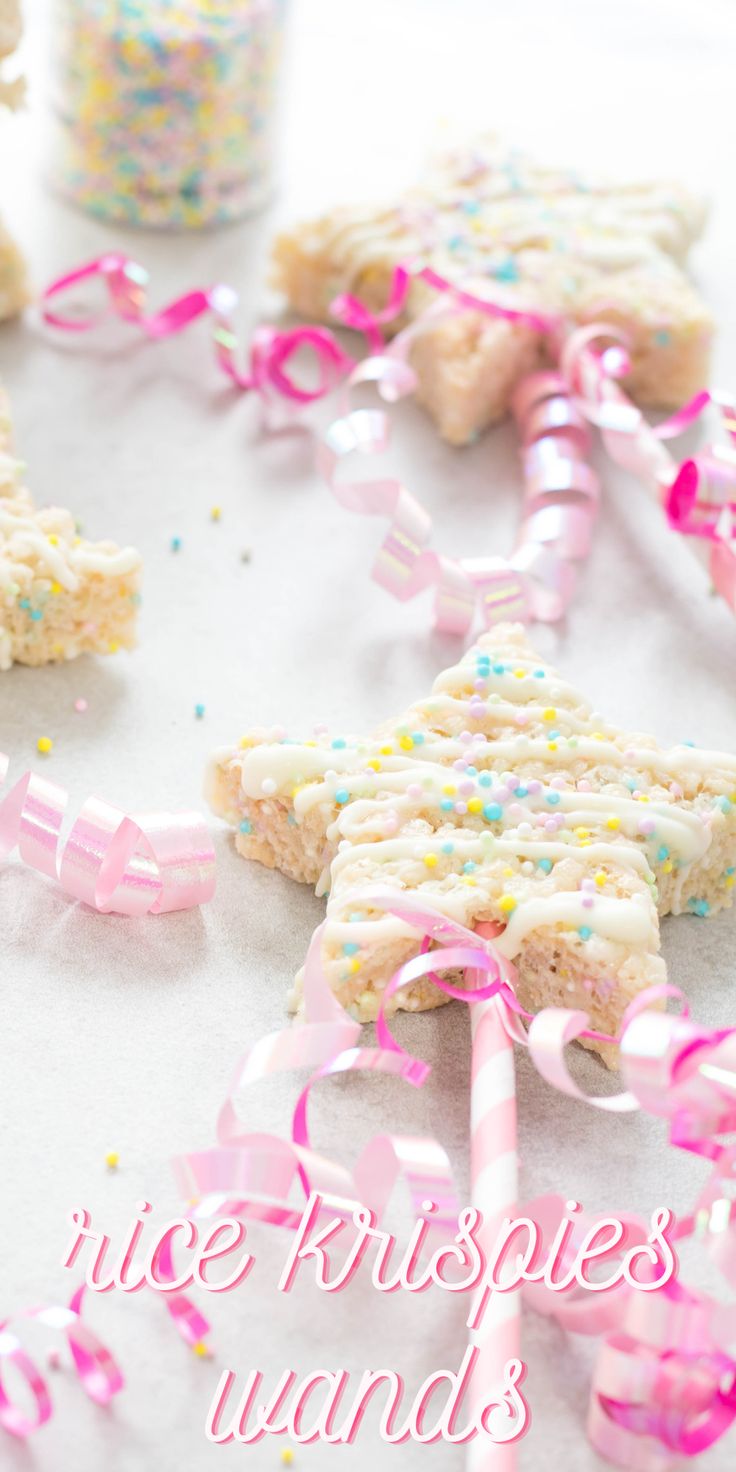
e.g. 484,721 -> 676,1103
0,0 -> 29,319
272,137 -> 712,445
208,626 -> 736,1069
0,389 -> 142,669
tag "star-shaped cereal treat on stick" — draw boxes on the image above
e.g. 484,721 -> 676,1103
272,137 -> 712,444
0,388 -> 142,670
208,626 -> 736,1069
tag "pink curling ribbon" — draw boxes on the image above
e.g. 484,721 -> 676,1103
0,751 -> 215,913
0,1287 -> 123,1438
563,327 -> 736,617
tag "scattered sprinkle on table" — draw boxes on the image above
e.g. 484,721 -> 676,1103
37,736 -> 53,755
74,697 -> 88,713
171,536 -> 182,552
104,1151 -> 119,1170
193,1341 -> 210,1358
210,506 -> 222,522
195,703 -> 206,719
281,1452 -> 295,1467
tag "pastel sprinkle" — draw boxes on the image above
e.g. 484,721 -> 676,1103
37,736 -> 53,755
105,1151 -> 119,1170
194,703 -> 205,719
342,942 -> 359,956
499,894 -> 517,914
239,819 -> 253,834
74,697 -> 88,713
171,535 -> 182,552
483,803 -> 503,822
578,926 -> 593,941
335,788 -> 350,804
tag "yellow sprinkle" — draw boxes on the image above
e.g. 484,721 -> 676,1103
304,740 -> 316,748
379,744 -> 393,756
592,731 -> 605,741
575,827 -> 590,839
503,865 -> 515,877
47,533 -> 58,546
210,506 -> 222,521
50,581 -> 61,595
423,853 -> 438,868
594,871 -> 606,887
579,840 -> 592,847
105,1151 -> 119,1169
725,874 -> 734,888
281,1452 -> 295,1467
637,794 -> 649,803
442,783 -> 456,796
663,860 -> 674,874
499,894 -> 517,915
606,816 -> 620,830
193,1341 -> 209,1358
547,741 -> 558,751
349,957 -> 361,973
462,875 -> 476,886
543,708 -> 556,722
37,736 -> 53,754
467,797 -> 483,814
399,735 -> 413,751
108,641 -> 119,654
239,736 -> 253,748
513,668 -> 526,679
366,758 -> 381,771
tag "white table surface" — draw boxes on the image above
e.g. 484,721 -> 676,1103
1,2 -> 735,1469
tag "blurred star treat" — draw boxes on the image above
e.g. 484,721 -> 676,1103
0,387 -> 142,670
0,0 -> 28,318
272,137 -> 713,444
52,0 -> 288,228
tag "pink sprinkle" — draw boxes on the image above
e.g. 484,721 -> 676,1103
453,758 -> 467,772
454,801 -> 468,815
515,710 -> 530,726
639,818 -> 656,835
473,678 -> 487,691
74,697 -> 88,713
544,817 -> 558,832
459,779 -> 475,796
582,896 -> 594,909
527,779 -> 542,795
459,731 -> 474,745
550,775 -> 567,789
624,749 -> 637,762
577,778 -> 591,792
507,802 -> 523,819
384,813 -> 399,834
581,878 -> 595,892
670,782 -> 683,799
407,783 -> 422,799
313,722 -> 328,736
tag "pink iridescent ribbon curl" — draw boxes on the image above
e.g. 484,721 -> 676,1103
0,751 -> 215,913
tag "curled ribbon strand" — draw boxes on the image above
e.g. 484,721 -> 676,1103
0,751 -> 216,914
41,253 -> 736,629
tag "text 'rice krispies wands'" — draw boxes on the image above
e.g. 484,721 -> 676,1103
208,625 -> 736,1069
271,137 -> 712,445
0,388 -> 142,670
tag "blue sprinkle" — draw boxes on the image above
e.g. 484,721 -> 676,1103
682,740 -> 695,748
545,791 -> 561,806
30,609 -> 43,621
331,738 -> 346,749
483,803 -> 503,821
411,732 -> 425,744
654,329 -> 671,347
515,785 -> 528,798
492,663 -> 506,675
727,867 -> 735,877
342,942 -> 360,956
335,788 -> 350,804
688,898 -> 710,917
538,858 -> 552,874
578,926 -> 593,941
714,795 -> 732,814
478,773 -> 493,787
657,846 -> 669,861
287,814 -> 296,826
19,598 -> 30,610
440,798 -> 455,812
533,669 -> 546,678
625,778 -> 637,792
465,765 -> 477,776
463,861 -> 477,874
492,256 -> 519,283
170,535 -> 182,552
448,234 -> 465,251
441,841 -> 455,854
548,730 -> 560,741
239,819 -> 252,834
461,199 -> 481,215
194,703 -> 205,719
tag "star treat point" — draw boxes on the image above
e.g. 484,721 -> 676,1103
208,626 -> 736,1069
271,136 -> 712,444
0,387 -> 142,670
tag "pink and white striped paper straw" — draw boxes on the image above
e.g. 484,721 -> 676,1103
466,923 -> 521,1471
